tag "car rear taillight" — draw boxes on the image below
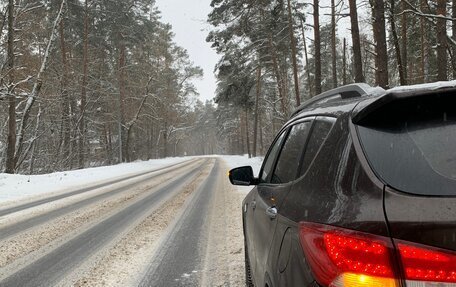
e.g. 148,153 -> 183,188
299,222 -> 399,287
299,223 -> 456,287
396,241 -> 456,287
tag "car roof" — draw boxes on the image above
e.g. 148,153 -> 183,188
291,80 -> 456,122
290,83 -> 385,121
353,81 -> 456,124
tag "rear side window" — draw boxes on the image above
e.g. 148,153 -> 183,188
357,92 -> 456,196
272,121 -> 312,184
299,117 -> 336,177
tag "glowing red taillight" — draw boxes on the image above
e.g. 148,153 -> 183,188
324,233 -> 394,277
299,223 -> 399,287
299,222 -> 456,287
397,241 -> 456,284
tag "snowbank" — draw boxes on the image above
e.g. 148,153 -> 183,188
0,155 -> 264,204
0,157 -> 188,203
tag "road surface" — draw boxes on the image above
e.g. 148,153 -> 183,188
0,158 -> 247,287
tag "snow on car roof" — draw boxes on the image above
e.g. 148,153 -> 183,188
387,80 -> 456,93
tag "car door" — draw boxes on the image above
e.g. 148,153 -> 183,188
252,119 -> 314,286
245,129 -> 287,281
273,116 -> 337,286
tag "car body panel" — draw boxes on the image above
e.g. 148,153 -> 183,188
280,115 -> 389,237
252,182 -> 293,286
384,187 -> 456,252
243,188 -> 258,281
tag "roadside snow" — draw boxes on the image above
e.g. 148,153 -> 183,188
220,155 -> 263,176
0,155 -> 264,204
0,157 -> 189,203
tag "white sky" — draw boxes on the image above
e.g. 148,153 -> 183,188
154,1 -> 364,103
155,0 -> 220,102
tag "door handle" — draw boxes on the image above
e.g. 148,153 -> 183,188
251,200 -> 256,210
266,207 -> 278,219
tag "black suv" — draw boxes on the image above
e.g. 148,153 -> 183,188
229,82 -> 456,287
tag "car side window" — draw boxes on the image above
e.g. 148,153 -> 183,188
271,121 -> 313,184
260,131 -> 287,183
299,117 -> 336,177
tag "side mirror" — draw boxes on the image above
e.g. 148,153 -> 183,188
228,166 -> 257,186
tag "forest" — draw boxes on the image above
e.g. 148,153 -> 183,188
0,0 -> 218,174
0,0 -> 454,174
209,0 -> 455,158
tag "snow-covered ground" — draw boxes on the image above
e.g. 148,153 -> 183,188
0,157 -> 189,203
0,155 -> 263,285
0,155 -> 263,203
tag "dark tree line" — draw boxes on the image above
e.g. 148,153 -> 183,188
0,0 -> 219,174
208,0 -> 456,157
2,0 -> 455,174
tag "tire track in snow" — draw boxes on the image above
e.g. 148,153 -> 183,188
0,160 -> 208,287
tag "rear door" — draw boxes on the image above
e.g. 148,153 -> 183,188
252,119 -> 314,285
355,90 -> 456,283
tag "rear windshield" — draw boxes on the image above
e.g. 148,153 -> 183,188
357,92 -> 456,196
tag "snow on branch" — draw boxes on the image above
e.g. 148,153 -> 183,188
14,0 -> 66,158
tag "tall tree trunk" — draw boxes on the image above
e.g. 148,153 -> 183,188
253,65 -> 261,157
118,40 -> 126,162
103,124 -> 111,164
29,140 -> 37,175
79,0 -> 89,169
313,0 -> 322,95
268,34 -> 287,117
287,0 -> 300,106
437,0 -> 448,81
17,104 -> 42,171
5,0 -> 15,174
343,38 -> 347,85
401,0 -> 408,83
262,6 -> 287,117
14,0 -> 66,168
163,125 -> 168,158
59,18 -> 71,166
420,0 -> 426,82
390,0 -> 406,85
348,0 -> 365,82
125,126 -> 132,161
371,0 -> 389,88
331,0 -> 338,88
239,115 -> 244,155
123,76 -> 151,162
245,108 -> 251,158
300,19 -> 313,96
453,0 -> 456,79
259,116 -> 264,155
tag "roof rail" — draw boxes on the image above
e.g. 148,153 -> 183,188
291,83 -> 378,117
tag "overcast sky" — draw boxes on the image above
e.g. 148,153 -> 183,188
155,0 -> 220,103
154,1 -> 360,103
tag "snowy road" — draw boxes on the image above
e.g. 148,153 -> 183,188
0,159 -> 196,218
140,160 -> 220,286
0,157 -> 251,287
